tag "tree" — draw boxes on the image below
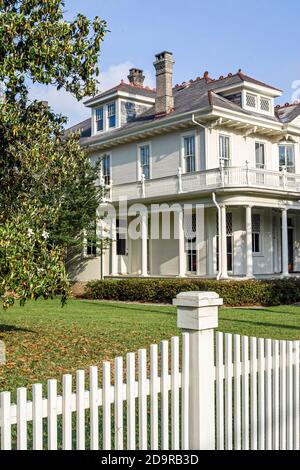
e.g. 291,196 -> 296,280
0,1 -> 108,307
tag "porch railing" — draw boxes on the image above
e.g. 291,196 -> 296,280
110,166 -> 300,202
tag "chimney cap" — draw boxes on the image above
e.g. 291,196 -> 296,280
128,68 -> 145,86
155,51 -> 173,60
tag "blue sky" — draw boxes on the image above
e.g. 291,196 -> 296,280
30,0 -> 300,126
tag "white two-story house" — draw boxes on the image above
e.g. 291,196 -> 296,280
67,51 -> 300,281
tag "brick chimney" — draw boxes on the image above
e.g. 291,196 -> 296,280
153,51 -> 174,116
128,68 -> 145,87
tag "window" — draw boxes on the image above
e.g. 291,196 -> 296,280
260,97 -> 271,113
95,107 -> 104,132
185,213 -> 197,273
183,135 -> 196,173
216,212 -> 233,272
116,219 -> 127,256
252,214 -> 261,254
86,225 -> 97,256
107,102 -> 116,128
246,93 -> 257,109
255,142 -> 265,169
279,144 -> 295,173
102,154 -> 111,185
219,135 -> 231,167
139,145 -> 150,180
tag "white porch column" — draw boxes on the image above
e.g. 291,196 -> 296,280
178,207 -> 186,277
174,291 -> 223,449
111,217 -> 118,276
220,205 -> 228,279
141,212 -> 148,277
245,205 -> 253,278
282,208 -> 289,277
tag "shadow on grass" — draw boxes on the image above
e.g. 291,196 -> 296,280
79,300 -> 176,316
221,317 -> 300,331
0,324 -> 37,334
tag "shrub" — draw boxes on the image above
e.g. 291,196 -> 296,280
84,278 -> 300,307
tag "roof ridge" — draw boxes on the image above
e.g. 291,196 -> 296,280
275,101 -> 300,110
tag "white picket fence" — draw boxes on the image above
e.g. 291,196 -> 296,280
0,292 -> 299,451
0,336 -> 190,451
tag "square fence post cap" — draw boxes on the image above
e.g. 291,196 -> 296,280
173,291 -> 223,308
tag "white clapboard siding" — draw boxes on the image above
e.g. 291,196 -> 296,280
1,333 -> 300,451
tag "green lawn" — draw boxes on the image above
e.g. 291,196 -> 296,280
0,298 -> 300,393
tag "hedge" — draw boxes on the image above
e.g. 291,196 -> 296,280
83,278 -> 300,307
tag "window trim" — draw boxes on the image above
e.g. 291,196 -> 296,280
95,106 -> 104,134
251,211 -> 264,257
137,141 -> 152,181
101,152 -> 112,186
278,143 -> 295,174
218,133 -> 232,167
181,131 -> 199,173
255,140 -> 266,169
107,101 -> 117,129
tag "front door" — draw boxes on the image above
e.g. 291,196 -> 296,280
288,227 -> 294,272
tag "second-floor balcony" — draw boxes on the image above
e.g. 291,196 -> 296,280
109,165 -> 300,202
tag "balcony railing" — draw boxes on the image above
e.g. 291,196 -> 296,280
110,166 -> 300,202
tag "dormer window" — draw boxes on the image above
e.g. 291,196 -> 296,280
246,93 -> 257,109
244,91 -> 273,115
95,107 -> 104,132
260,96 -> 271,113
108,102 -> 116,128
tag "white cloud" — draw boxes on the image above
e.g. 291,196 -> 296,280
28,62 -> 155,128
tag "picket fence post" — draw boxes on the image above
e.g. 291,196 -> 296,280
174,291 -> 223,450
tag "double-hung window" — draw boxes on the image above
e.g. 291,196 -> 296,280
219,135 -> 231,167
95,107 -> 104,132
139,145 -> 150,180
255,142 -> 265,184
102,154 -> 111,185
252,214 -> 261,254
86,224 -> 97,257
183,135 -> 195,173
107,102 -> 116,128
279,144 -> 295,173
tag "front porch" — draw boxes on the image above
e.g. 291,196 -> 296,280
108,199 -> 300,280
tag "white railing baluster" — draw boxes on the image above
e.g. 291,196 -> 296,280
161,340 -> 169,450
0,391 -> 11,450
181,333 -> 189,451
216,332 -> 224,450
280,340 -> 287,450
17,387 -> 27,450
62,374 -> 72,450
102,362 -> 111,450
89,366 -> 99,451
114,357 -> 124,450
32,383 -> 43,450
47,379 -> 58,450
250,337 -> 258,450
272,340 -> 280,450
224,333 -> 233,450
233,335 -> 241,450
286,341 -> 293,450
126,352 -> 136,450
171,336 -> 180,450
76,370 -> 85,450
138,349 -> 147,450
265,339 -> 272,450
258,338 -> 265,450
242,336 -> 249,450
150,344 -> 159,450
294,341 -> 300,451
